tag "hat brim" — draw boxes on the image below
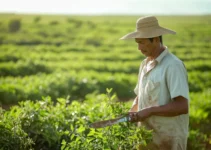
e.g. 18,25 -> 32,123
120,26 -> 176,40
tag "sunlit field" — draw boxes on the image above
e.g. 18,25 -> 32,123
0,14 -> 211,149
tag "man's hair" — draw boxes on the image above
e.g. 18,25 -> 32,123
149,36 -> 163,44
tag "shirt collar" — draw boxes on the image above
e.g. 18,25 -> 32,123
142,47 -> 169,65
155,47 -> 169,64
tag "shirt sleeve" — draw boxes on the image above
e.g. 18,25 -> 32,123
166,63 -> 190,101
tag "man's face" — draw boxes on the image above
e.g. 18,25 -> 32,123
135,38 -> 156,57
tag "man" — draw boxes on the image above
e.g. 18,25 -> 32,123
120,16 -> 189,150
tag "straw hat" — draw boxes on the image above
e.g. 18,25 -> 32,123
120,16 -> 176,40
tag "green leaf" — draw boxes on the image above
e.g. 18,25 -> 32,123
87,128 -> 96,136
106,88 -> 112,93
70,134 -> 75,140
77,125 -> 85,133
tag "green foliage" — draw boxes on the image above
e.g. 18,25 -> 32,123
188,71 -> 211,92
188,130 -> 208,150
0,89 -> 152,150
8,19 -> 21,32
0,71 -> 136,104
66,18 -> 83,28
61,88 -> 152,150
85,38 -> 102,47
0,108 -> 34,150
0,60 -> 52,76
188,90 -> 211,149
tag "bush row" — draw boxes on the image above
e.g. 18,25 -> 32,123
1,90 -> 210,149
0,71 -> 137,104
0,90 -> 152,150
1,69 -> 210,105
1,70 -> 211,105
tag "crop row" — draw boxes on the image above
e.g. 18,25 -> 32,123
1,15 -> 211,50
1,70 -> 210,104
0,89 -> 210,149
1,46 -> 211,63
0,60 -> 211,77
0,71 -> 137,104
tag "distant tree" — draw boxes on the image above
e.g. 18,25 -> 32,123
66,18 -> 82,28
34,16 -> 41,23
8,19 -> 21,32
49,21 -> 59,25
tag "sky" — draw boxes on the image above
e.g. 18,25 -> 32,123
0,0 -> 211,15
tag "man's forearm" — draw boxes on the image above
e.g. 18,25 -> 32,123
130,96 -> 189,122
150,96 -> 188,117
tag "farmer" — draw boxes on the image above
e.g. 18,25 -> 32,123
120,16 -> 189,150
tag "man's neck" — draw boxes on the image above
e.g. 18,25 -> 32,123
148,45 -> 166,61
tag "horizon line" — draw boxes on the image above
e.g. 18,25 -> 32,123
1,11 -> 211,16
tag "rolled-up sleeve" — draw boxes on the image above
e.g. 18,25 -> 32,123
166,63 -> 189,101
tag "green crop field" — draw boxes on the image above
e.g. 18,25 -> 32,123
0,14 -> 211,149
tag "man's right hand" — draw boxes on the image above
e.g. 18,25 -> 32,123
129,112 -> 138,122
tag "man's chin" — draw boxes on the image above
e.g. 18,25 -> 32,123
141,51 -> 147,56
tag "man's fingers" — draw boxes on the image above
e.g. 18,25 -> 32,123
129,113 -> 138,122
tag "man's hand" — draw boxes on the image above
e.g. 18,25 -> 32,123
129,107 -> 152,122
129,96 -> 188,122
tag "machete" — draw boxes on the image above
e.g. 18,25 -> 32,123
89,114 -> 131,128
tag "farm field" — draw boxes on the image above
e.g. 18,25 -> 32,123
0,14 -> 211,149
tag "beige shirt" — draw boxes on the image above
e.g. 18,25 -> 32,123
133,47 -> 189,137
